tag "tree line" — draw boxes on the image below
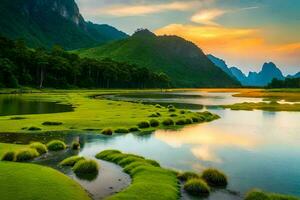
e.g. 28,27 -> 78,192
0,36 -> 170,89
267,78 -> 300,88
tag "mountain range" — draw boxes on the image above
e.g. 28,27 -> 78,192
0,0 -> 127,49
208,54 -> 298,86
75,29 -> 240,88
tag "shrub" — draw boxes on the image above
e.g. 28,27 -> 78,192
102,128 -> 113,135
178,171 -> 200,181
201,168 -> 228,187
129,127 -> 140,132
28,126 -> 41,131
29,142 -> 48,154
150,119 -> 159,127
60,156 -> 85,166
184,178 -> 210,196
162,119 -> 174,126
114,128 -> 129,133
170,114 -> 178,117
47,140 -> 66,151
176,119 -> 186,125
15,148 -> 39,162
185,118 -> 193,124
1,151 -> 15,161
73,159 -> 99,174
244,190 -> 269,200
71,141 -> 80,150
168,108 -> 176,112
137,121 -> 150,129
42,121 -> 63,126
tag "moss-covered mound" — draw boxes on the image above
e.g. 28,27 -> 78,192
96,150 -> 179,200
184,178 -> 210,197
60,156 -> 85,167
137,121 -> 150,128
102,128 -> 113,135
15,148 -> 39,162
42,121 -> 63,126
71,142 -> 80,150
129,127 -> 140,132
201,168 -> 228,187
245,189 -> 300,200
114,128 -> 129,133
162,119 -> 174,126
47,140 -> 66,151
72,159 -> 99,174
150,119 -> 159,127
29,142 -> 48,154
1,151 -> 15,161
178,171 -> 200,181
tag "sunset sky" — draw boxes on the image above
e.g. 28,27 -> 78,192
76,0 -> 300,75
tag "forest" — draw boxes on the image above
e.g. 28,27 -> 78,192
0,36 -> 170,89
267,78 -> 300,88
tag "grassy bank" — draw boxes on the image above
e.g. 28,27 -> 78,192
0,143 -> 27,157
96,150 -> 179,200
245,189 -> 300,200
0,90 -> 219,133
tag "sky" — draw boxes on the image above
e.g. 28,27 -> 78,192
75,0 -> 300,75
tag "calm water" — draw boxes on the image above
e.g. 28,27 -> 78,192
0,95 -> 73,116
1,91 -> 300,199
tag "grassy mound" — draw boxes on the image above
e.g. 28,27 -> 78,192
178,171 -> 200,181
201,168 -> 228,187
42,121 -> 63,126
137,121 -> 150,128
1,151 -> 15,161
102,128 -> 113,135
162,119 -> 174,126
71,142 -> 80,150
47,140 -> 66,151
15,148 -> 39,162
28,126 -> 41,131
72,159 -> 99,174
185,118 -> 193,124
129,127 -> 140,132
184,178 -> 210,197
245,189 -> 300,200
114,128 -> 130,133
150,119 -> 159,127
60,156 -> 86,167
29,142 -> 47,154
0,162 -> 91,200
175,119 -> 186,125
96,150 -> 179,200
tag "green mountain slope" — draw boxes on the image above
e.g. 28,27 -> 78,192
76,29 -> 240,87
0,0 -> 127,49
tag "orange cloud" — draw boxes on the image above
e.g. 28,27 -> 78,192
191,9 -> 227,26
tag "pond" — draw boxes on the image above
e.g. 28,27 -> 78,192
0,95 -> 74,116
1,91 -> 300,199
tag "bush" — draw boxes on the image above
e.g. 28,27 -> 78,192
201,168 -> 228,187
162,119 -> 174,126
47,140 -> 66,151
1,151 -> 15,161
71,142 -> 80,150
150,119 -> 159,127
114,128 -> 129,133
73,159 -> 99,174
184,178 -> 210,196
137,121 -> 150,129
42,121 -> 63,126
168,108 -> 176,112
28,126 -> 41,131
178,171 -> 200,181
176,119 -> 186,125
244,190 -> 269,200
102,128 -> 113,135
15,148 -> 39,162
185,118 -> 193,124
29,142 -> 48,154
129,127 -> 140,132
60,156 -> 85,166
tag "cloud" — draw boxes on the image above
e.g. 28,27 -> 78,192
191,9 -> 226,26
85,1 -> 201,17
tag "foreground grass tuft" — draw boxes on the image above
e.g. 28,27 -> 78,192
47,140 -> 66,151
60,156 -> 85,167
72,159 -> 99,174
96,149 -> 179,200
201,168 -> 228,187
184,178 -> 210,197
29,142 -> 47,154
15,148 -> 39,162
1,151 -> 15,161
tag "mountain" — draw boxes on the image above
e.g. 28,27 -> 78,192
287,72 -> 300,79
0,0 -> 127,49
230,67 -> 248,85
207,54 -> 235,78
75,29 -> 240,88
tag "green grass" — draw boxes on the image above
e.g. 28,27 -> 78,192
114,128 -> 130,134
0,143 -> 27,157
46,140 -> 66,151
96,149 -> 179,200
177,171 -> 200,181
184,178 -> 210,197
201,168 -> 228,187
72,159 -> 99,174
29,142 -> 48,154
245,189 -> 300,200
59,156 -> 85,167
71,141 -> 80,150
0,162 -> 91,200
15,148 -> 39,162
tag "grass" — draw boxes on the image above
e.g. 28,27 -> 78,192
184,178 -> 210,197
162,118 -> 175,126
71,141 -> 80,150
245,189 -> 300,200
1,151 -> 15,161
0,162 -> 91,200
114,128 -> 130,133
0,89 -> 220,134
72,159 -> 99,174
47,140 -> 66,151
29,142 -> 47,154
150,119 -> 159,127
177,171 -> 200,181
15,148 -> 39,162
0,143 -> 27,157
102,128 -> 113,135
96,149 -> 179,200
60,156 -> 86,167
201,168 -> 228,187
137,121 -> 150,128
42,121 -> 63,126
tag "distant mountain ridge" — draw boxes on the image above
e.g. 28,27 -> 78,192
75,29 -> 240,88
207,54 -> 297,86
0,0 -> 128,49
